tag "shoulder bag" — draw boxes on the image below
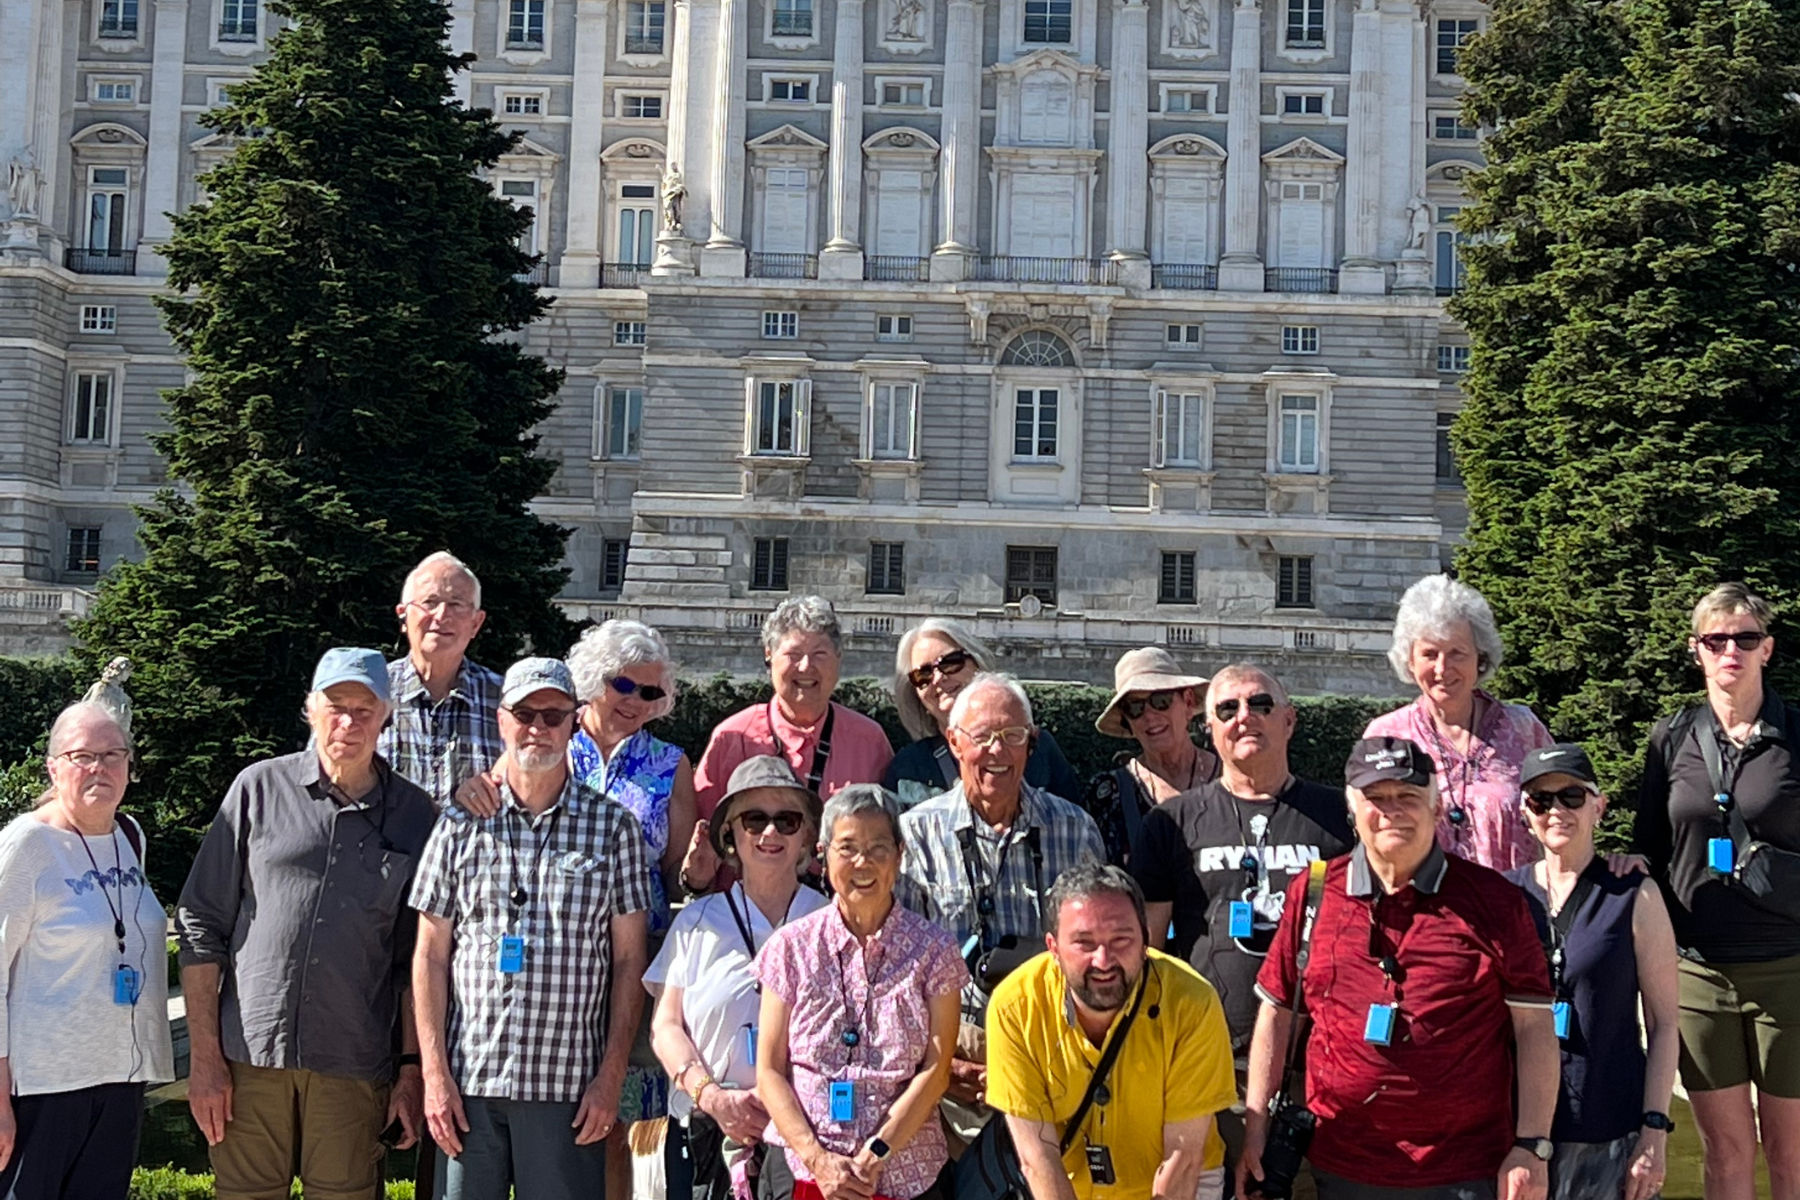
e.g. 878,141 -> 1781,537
1677,705 -> 1800,920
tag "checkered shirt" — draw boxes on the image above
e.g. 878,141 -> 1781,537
378,657 -> 504,811
896,781 -> 1103,1019
408,775 -> 654,1102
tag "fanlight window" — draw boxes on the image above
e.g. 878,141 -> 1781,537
1001,329 -> 1072,367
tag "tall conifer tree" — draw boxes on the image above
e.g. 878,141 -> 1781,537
76,0 -> 572,883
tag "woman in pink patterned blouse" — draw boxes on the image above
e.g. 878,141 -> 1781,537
757,784 -> 966,1200
1362,574 -> 1553,872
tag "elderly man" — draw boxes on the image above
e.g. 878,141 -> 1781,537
410,657 -> 653,1200
985,864 -> 1238,1200
176,648 -> 438,1200
896,671 -> 1103,1136
378,551 -> 504,811
1241,737 -> 1559,1200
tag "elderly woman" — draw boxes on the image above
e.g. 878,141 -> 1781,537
756,785 -> 965,1200
0,700 -> 174,1199
648,756 -> 828,1200
1634,583 -> 1800,1200
1362,573 -> 1552,871
1080,646 -> 1219,866
1505,744 -> 1679,1200
884,618 -> 1081,810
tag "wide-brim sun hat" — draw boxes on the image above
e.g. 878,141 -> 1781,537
709,754 -> 824,863
1095,646 -> 1210,738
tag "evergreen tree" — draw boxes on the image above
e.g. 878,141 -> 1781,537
76,0 -> 573,887
1453,0 -> 1800,801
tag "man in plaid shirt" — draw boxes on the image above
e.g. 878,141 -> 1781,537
411,657 -> 653,1199
378,552 -> 504,811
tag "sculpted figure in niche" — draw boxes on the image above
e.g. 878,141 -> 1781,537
1169,0 -> 1209,48
887,0 -> 924,40
1406,194 -> 1431,252
661,165 -> 686,235
6,155 -> 42,219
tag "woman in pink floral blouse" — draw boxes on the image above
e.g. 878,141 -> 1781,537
756,784 -> 966,1200
1362,574 -> 1553,872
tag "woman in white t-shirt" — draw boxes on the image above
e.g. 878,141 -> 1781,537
647,756 -> 826,1200
0,700 -> 174,1200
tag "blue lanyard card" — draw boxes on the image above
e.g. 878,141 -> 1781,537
1707,837 -> 1734,874
1364,1002 -> 1396,1046
498,935 -> 526,974
113,964 -> 141,1006
1228,901 -> 1254,939
745,1024 -> 759,1068
829,1080 -> 855,1123
1552,1000 -> 1571,1040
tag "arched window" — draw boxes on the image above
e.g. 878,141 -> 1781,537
1001,329 -> 1072,367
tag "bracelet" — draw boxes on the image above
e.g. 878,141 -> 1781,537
673,1059 -> 705,1090
686,1073 -> 718,1104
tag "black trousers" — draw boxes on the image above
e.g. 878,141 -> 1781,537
0,1082 -> 145,1200
667,1114 -> 738,1200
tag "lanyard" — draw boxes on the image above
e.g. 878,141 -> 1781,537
506,802 -> 564,910
767,700 -> 835,794
76,828 -> 129,961
1421,703 -> 1481,846
1543,869 -> 1599,997
955,820 -> 1044,951
1366,890 -> 1428,1001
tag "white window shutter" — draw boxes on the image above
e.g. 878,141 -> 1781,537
743,376 -> 759,454
905,382 -> 921,459
795,379 -> 813,456
1153,390 -> 1169,467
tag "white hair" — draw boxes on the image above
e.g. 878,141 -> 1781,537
820,783 -> 904,848
1207,662 -> 1288,708
946,671 -> 1034,731
761,595 -> 841,656
402,551 -> 483,610
1387,574 -> 1506,687
39,701 -> 134,808
892,618 -> 998,740
1347,776 -> 1441,812
566,619 -> 678,719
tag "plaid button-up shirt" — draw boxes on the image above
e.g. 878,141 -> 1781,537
896,781 -> 1102,1019
408,775 -> 654,1102
377,656 -> 504,811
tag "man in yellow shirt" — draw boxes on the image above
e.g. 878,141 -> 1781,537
986,863 -> 1238,1200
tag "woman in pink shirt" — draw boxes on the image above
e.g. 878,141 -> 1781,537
1363,574 -> 1552,871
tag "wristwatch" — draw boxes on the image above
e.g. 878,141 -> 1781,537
863,1136 -> 892,1162
1513,1137 -> 1553,1162
1641,1112 -> 1676,1133
397,1053 -> 421,1068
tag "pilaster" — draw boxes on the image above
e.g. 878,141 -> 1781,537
559,0 -> 612,287
652,0 -> 699,274
1105,0 -> 1149,266
0,0 -> 51,250
448,0 -> 475,106
138,0 -> 190,275
701,0 -> 748,274
1337,0 -> 1384,293
1218,0 -> 1263,291
819,0 -> 866,278
930,0 -> 980,280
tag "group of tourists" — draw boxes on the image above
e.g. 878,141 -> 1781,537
0,551 -> 1795,1200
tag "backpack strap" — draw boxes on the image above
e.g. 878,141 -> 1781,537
117,813 -> 145,866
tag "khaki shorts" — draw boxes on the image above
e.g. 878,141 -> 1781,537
1677,952 -> 1800,1098
210,1062 -> 389,1200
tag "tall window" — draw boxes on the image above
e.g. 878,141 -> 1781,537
70,372 -> 113,444
1436,18 -> 1477,74
507,0 -> 545,47
867,543 -> 905,595
1436,412 -> 1461,483
1277,394 -> 1320,472
755,380 -> 806,455
1013,388 -> 1058,459
500,179 -> 539,255
606,386 -> 644,458
1159,552 -> 1197,604
869,382 -> 917,460
218,0 -> 257,40
1157,391 -> 1205,467
617,184 -> 656,265
86,168 -> 129,252
1277,556 -> 1314,608
625,0 -> 664,52
752,538 -> 790,590
1023,0 -> 1071,43
1435,206 -> 1466,295
771,0 -> 811,35
602,538 -> 629,590
1004,546 -> 1058,606
1285,0 -> 1324,47
66,528 -> 103,574
99,0 -> 138,37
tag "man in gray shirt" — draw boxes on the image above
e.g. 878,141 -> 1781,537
176,647 -> 440,1200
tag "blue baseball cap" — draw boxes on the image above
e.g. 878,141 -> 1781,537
311,647 -> 392,704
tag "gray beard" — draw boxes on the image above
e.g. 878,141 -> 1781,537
513,746 -> 564,774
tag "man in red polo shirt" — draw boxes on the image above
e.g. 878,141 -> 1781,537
1238,737 -> 1560,1200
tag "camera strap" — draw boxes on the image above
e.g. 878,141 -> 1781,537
956,818 -> 1045,951
1276,858 -> 1330,1098
1059,962 -> 1149,1156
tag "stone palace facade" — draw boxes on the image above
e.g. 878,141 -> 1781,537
0,0 -> 1485,688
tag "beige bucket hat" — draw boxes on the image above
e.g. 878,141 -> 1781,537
1095,646 -> 1210,738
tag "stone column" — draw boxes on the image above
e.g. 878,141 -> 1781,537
819,0 -> 865,279
1105,0 -> 1149,286
699,0 -> 748,275
1217,0 -> 1263,290
1,0 -> 51,249
930,0 -> 980,281
652,0 -> 698,273
137,0 -> 191,275
559,0 -> 611,287
448,0 -> 475,106
1337,0 -> 1384,292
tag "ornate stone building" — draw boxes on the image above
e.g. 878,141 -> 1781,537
0,0 -> 1484,687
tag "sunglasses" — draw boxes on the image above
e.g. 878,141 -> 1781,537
736,809 -> 807,836
907,649 -> 976,690
607,676 -> 668,703
1121,691 -> 1181,721
1696,630 -> 1768,654
1523,785 -> 1594,814
1213,693 -> 1277,722
505,704 -> 577,729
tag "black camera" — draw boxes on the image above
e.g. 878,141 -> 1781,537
1249,1097 -> 1316,1200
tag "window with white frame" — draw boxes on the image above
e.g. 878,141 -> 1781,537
98,0 -> 138,37
1281,90 -> 1327,116
867,382 -> 918,460
1282,325 -> 1319,355
759,167 -> 814,253
1156,390 -> 1206,467
1285,0 -> 1324,47
1276,393 -> 1320,472
502,92 -> 544,116
771,0 -> 812,35
80,305 -> 117,333
93,80 -> 136,103
762,310 -> 799,339
1431,110 -> 1477,140
624,0 -> 664,52
1276,181 -> 1325,269
1436,412 -> 1461,483
753,379 -> 809,455
219,0 -> 257,40
604,386 -> 644,458
211,81 -> 235,106
66,528 -> 103,574
879,79 -> 926,107
621,93 -> 663,119
1166,323 -> 1201,348
1437,344 -> 1470,373
617,184 -> 657,266
69,371 -> 114,444
85,167 -> 130,253
1023,0 -> 1071,42
1163,87 -> 1212,114
615,320 -> 646,345
768,77 -> 811,103
1436,17 -> 1477,74
498,179 -> 539,254
507,0 -> 545,47
1435,205 -> 1466,294
876,315 -> 913,342
1013,388 -> 1059,459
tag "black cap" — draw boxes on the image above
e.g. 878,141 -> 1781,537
1519,743 -> 1599,789
1345,737 -> 1436,789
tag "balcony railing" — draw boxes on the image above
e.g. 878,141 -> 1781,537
603,263 -> 649,288
864,255 -> 929,282
748,252 -> 818,279
624,33 -> 663,52
514,261 -> 549,285
1264,267 -> 1339,294
972,256 -> 1118,285
65,248 -> 137,275
770,10 -> 812,34
1152,263 -> 1218,290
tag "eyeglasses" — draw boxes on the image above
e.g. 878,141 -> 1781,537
829,841 -> 897,864
1121,691 -> 1180,721
58,748 -> 131,771
606,676 -> 668,703
1523,785 -> 1594,815
953,725 -> 1031,751
907,649 -> 976,690
407,596 -> 476,617
1697,630 -> 1768,654
504,704 -> 577,729
737,809 -> 807,836
1213,693 -> 1277,722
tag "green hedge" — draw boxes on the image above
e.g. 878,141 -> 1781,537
130,1168 -> 414,1200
